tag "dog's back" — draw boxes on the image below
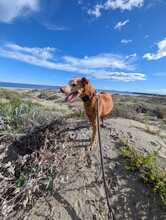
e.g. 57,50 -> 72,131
99,92 -> 113,118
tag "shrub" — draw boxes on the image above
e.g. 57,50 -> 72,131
121,146 -> 166,207
0,99 -> 50,132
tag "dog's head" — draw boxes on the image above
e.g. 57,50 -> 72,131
60,77 -> 96,103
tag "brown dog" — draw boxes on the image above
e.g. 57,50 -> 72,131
60,77 -> 113,150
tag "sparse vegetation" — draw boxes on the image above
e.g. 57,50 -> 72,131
144,113 -> 150,131
112,94 -> 166,122
121,146 -> 166,207
0,89 -> 74,133
0,132 -> 66,217
141,113 -> 160,135
0,98 -> 51,133
0,89 -> 22,100
0,117 -> 73,218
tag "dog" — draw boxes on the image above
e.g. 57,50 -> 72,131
60,77 -> 113,150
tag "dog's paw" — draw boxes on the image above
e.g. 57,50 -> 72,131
80,151 -> 92,168
80,150 -> 86,159
100,124 -> 106,128
86,153 -> 92,168
89,145 -> 93,151
89,141 -> 97,151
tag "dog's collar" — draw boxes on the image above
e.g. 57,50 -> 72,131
81,92 -> 96,103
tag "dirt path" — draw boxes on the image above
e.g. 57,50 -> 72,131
1,118 -> 166,220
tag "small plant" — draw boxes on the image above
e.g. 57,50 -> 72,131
119,136 -> 129,147
68,110 -> 85,119
143,113 -> 160,135
144,113 -> 151,131
121,146 -> 166,207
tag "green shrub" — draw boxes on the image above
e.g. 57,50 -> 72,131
121,146 -> 166,206
0,99 -> 48,132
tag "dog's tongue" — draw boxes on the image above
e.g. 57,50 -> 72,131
65,92 -> 78,103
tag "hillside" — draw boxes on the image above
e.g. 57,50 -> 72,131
0,88 -> 166,220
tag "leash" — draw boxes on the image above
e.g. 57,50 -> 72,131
96,94 -> 116,220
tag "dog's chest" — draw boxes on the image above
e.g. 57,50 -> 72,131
84,101 -> 96,118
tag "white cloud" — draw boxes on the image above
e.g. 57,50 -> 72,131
63,53 -> 134,70
91,71 -> 145,81
114,20 -> 129,30
144,34 -> 149,39
4,43 -> 55,60
43,23 -> 70,31
78,0 -> 83,5
0,43 -> 145,81
0,0 -> 40,23
145,0 -> 165,10
121,39 -> 132,44
87,0 -> 144,17
105,0 -> 144,10
87,4 -> 103,18
143,38 -> 166,60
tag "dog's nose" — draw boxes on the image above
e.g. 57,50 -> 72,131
60,87 -> 64,93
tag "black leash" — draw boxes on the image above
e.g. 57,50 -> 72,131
96,95 -> 116,220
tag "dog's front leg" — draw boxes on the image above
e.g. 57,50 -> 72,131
89,119 -> 97,151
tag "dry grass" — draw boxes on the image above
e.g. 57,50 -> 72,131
0,120 -> 68,218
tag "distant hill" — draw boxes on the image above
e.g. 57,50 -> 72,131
0,81 -> 165,97
0,81 -> 60,90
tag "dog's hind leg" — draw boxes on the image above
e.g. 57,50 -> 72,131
101,116 -> 107,128
101,117 -> 104,127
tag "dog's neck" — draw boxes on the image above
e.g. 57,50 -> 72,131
81,91 -> 96,103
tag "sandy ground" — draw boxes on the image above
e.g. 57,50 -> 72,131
3,117 -> 166,220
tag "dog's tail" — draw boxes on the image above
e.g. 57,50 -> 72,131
100,91 -> 107,94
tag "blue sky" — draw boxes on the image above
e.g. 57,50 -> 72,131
0,0 -> 166,94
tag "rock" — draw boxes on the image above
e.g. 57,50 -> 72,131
135,103 -> 147,113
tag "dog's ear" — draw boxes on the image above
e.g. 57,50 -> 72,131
81,77 -> 89,85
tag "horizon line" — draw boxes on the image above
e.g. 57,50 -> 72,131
0,81 -> 165,96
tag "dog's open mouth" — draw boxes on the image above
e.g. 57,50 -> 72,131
65,91 -> 79,103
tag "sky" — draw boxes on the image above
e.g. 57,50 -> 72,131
0,0 -> 166,94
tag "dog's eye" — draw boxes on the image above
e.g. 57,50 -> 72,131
71,84 -> 76,87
